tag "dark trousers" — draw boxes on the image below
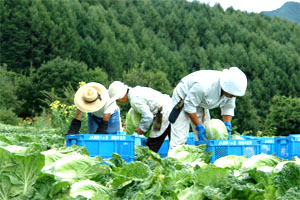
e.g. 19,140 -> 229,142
146,124 -> 171,153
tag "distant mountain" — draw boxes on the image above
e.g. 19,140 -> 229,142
262,1 -> 300,25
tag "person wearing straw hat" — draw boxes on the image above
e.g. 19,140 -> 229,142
108,81 -> 173,153
168,67 -> 247,154
66,82 -> 121,135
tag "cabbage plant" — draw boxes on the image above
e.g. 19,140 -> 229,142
241,154 -> 282,171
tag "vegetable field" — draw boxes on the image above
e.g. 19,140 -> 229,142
0,123 -> 299,200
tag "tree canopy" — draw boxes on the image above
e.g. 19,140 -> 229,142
0,0 -> 299,135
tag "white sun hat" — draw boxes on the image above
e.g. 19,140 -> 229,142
108,81 -> 129,103
74,82 -> 108,112
220,67 -> 247,96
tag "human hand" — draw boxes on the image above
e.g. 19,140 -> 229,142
95,121 -> 109,134
134,128 -> 144,135
196,124 -> 207,141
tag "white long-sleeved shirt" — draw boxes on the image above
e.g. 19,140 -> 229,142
173,70 -> 236,116
128,86 -> 171,135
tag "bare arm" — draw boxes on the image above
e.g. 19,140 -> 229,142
74,109 -> 82,120
187,112 -> 201,126
222,115 -> 232,122
103,113 -> 111,121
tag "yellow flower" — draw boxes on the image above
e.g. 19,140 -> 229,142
78,81 -> 86,88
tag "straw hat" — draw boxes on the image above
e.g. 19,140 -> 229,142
74,82 -> 108,112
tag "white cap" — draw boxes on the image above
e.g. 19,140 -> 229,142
108,81 -> 129,103
220,67 -> 247,96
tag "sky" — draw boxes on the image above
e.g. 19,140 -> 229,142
195,0 -> 300,13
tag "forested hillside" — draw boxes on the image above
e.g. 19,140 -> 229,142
263,1 -> 300,25
0,0 -> 299,135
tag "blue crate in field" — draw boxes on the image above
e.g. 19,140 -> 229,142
241,136 -> 257,140
186,132 -> 195,145
242,136 -> 275,155
288,135 -> 300,160
66,134 -> 135,162
275,136 -> 289,159
196,139 -> 260,163
260,137 -> 275,155
157,139 -> 170,158
134,134 -> 147,146
135,136 -> 169,158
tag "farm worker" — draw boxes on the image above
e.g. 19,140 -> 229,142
168,67 -> 247,153
108,81 -> 172,153
66,82 -> 121,135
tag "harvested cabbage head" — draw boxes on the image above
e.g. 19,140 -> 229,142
70,180 -> 111,199
125,108 -> 151,137
214,155 -> 248,170
241,154 -> 282,171
205,119 -> 229,140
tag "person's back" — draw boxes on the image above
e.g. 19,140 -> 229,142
129,86 -> 171,112
176,70 -> 221,99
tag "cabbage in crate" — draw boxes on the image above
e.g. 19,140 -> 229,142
204,119 -> 229,140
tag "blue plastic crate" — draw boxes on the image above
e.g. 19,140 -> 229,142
275,136 -> 289,159
288,135 -> 300,160
196,139 -> 260,163
134,134 -> 147,146
66,134 -> 135,162
118,132 -> 147,146
241,136 -> 257,140
260,137 -> 275,155
186,132 -> 195,145
242,136 -> 275,155
157,139 -> 170,158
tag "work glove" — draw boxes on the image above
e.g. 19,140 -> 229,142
95,121 -> 109,134
224,121 -> 232,139
196,124 -> 207,141
65,119 -> 81,135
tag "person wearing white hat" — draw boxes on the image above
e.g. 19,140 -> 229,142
66,82 -> 121,135
168,67 -> 247,153
108,81 -> 173,153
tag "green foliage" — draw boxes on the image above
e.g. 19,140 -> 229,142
0,123 -> 300,199
122,67 -> 172,95
29,57 -> 90,113
264,96 -> 300,136
1,0 -> 299,134
49,100 -> 88,135
0,109 -> 19,125
86,67 -> 110,88
0,66 -> 23,112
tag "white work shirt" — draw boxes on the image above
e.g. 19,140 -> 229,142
174,70 -> 236,116
92,88 -> 118,118
128,86 -> 172,137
